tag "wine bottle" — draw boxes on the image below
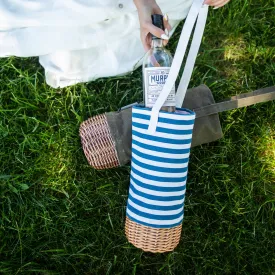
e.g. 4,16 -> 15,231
143,14 -> 176,112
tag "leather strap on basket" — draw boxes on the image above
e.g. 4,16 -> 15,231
148,0 -> 208,134
195,86 -> 275,118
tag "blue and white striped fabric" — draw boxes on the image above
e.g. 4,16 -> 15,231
126,106 -> 196,228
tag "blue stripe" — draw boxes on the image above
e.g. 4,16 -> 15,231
131,175 -> 186,192
130,185 -> 185,202
132,148 -> 190,164
126,214 -> 183,229
132,122 -> 193,135
132,113 -> 195,125
132,157 -> 188,174
133,106 -> 195,116
127,204 -> 183,221
132,130 -> 192,145
131,166 -> 187,183
128,193 -> 184,211
132,140 -> 190,155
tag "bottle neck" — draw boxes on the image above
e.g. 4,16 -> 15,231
151,38 -> 164,49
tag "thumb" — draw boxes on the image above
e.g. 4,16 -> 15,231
146,23 -> 169,41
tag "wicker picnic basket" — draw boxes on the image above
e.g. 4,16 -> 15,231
79,113 -> 120,169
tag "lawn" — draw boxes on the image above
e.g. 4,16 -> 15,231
0,0 -> 275,274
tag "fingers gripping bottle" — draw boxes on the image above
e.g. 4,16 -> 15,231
143,14 -> 176,112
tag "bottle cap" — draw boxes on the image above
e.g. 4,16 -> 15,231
151,14 -> 164,40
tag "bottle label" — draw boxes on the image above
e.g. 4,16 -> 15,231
144,67 -> 175,108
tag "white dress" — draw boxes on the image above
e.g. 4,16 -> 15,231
0,0 -> 192,88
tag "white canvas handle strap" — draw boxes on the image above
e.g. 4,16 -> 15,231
175,4 -> 209,108
148,0 -> 207,134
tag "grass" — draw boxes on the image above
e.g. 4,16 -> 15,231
0,0 -> 275,274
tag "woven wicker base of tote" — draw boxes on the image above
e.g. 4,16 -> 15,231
125,217 -> 182,253
79,114 -> 120,169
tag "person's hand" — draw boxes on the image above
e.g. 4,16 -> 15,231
133,0 -> 171,51
204,0 -> 230,9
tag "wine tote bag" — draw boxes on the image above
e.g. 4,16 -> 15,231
125,0 -> 209,253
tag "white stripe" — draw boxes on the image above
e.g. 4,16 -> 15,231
129,188 -> 185,206
132,143 -> 190,160
131,162 -> 187,178
127,208 -> 183,226
132,117 -> 194,130
131,170 -> 187,188
132,152 -> 189,169
133,107 -> 195,121
132,126 -> 193,140
131,178 -> 186,197
128,199 -> 183,216
132,134 -> 191,150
